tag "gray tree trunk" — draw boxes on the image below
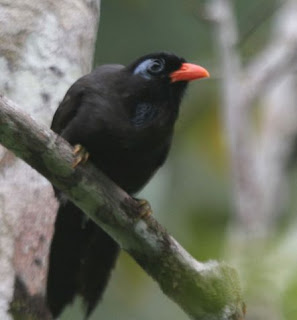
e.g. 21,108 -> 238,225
0,1 -> 100,318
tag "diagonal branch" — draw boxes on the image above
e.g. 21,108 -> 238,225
0,94 -> 245,320
243,33 -> 297,109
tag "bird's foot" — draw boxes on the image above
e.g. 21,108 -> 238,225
72,144 -> 89,168
134,198 -> 152,219
123,197 -> 152,220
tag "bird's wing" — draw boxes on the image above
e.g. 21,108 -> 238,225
51,64 -> 124,135
51,80 -> 85,134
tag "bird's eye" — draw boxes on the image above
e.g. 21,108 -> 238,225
147,59 -> 165,74
133,58 -> 166,79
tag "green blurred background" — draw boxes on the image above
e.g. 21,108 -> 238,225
61,0 -> 287,319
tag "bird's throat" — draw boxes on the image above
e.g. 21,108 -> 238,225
130,102 -> 157,127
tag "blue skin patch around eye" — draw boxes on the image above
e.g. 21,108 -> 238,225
131,102 -> 157,127
133,60 -> 153,80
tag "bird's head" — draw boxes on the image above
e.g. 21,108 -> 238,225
125,52 -> 209,105
129,52 -> 209,83
119,52 -> 209,128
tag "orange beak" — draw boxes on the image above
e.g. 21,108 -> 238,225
170,63 -> 210,83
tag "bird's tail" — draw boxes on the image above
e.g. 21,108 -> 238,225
46,200 -> 119,318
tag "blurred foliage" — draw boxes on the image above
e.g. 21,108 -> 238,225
283,274 -> 297,320
62,0 -> 287,319
95,0 -> 212,65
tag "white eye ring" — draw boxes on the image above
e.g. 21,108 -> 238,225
133,58 -> 165,79
147,59 -> 165,74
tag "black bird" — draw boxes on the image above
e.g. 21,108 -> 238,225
46,52 -> 209,319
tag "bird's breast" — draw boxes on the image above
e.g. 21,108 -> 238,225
86,129 -> 172,194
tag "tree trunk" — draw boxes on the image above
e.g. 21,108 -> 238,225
0,1 -> 100,318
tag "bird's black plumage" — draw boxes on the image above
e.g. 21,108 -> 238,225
46,52 -> 208,318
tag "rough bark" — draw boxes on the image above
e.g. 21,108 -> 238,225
0,95 -> 245,320
0,1 -> 100,319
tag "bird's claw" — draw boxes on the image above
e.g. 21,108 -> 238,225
132,198 -> 152,219
122,197 -> 152,220
72,144 -> 89,168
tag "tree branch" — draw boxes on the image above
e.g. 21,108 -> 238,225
243,30 -> 297,108
0,94 -> 245,319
